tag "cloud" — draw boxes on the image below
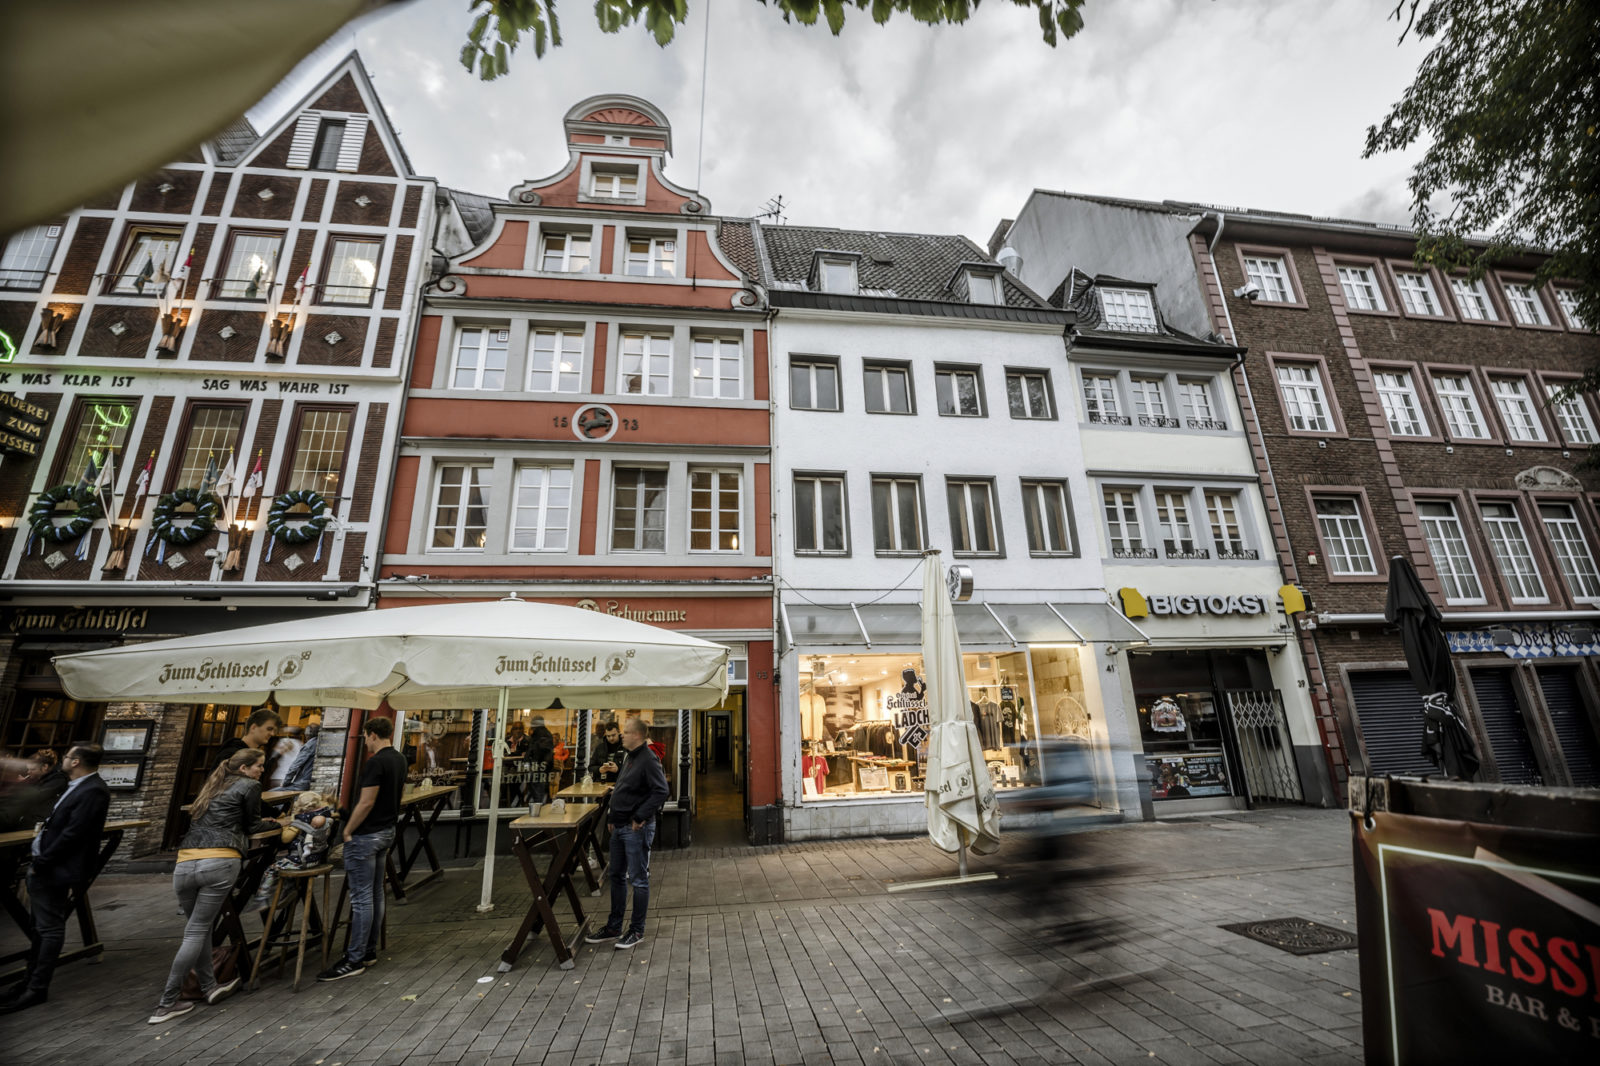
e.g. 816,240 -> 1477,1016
252,0 -> 1430,242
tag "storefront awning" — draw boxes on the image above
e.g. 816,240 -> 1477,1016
780,600 -> 1148,649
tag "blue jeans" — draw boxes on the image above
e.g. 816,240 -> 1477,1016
606,821 -> 654,936
343,828 -> 393,964
24,871 -> 75,993
160,857 -> 241,1006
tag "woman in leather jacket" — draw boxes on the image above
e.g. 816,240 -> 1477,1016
148,748 -> 279,1024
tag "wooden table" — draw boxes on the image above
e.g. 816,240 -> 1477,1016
497,805 -> 600,972
555,783 -> 612,892
0,819 -> 151,977
261,789 -> 305,807
389,783 -> 459,899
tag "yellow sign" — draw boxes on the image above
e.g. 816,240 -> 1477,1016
1118,587 -> 1149,619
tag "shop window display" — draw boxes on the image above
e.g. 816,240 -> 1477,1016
1130,649 -> 1275,802
797,646 -> 1099,801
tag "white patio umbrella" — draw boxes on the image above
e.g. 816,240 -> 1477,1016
919,550 -> 1000,877
54,595 -> 728,908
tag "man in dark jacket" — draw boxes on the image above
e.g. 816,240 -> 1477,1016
584,717 -> 668,951
2,743 -> 110,1014
588,721 -> 627,783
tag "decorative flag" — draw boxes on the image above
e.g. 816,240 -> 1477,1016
156,253 -> 176,318
245,265 -> 262,299
75,450 -> 101,492
133,255 -> 154,293
293,266 -> 308,304
243,452 -> 264,496
214,450 -> 237,498
134,451 -> 154,498
199,452 -> 219,495
173,247 -> 194,285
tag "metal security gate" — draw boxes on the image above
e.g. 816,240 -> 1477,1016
1537,667 -> 1600,788
1347,670 -> 1438,777
1471,669 -> 1541,785
1222,690 -> 1303,805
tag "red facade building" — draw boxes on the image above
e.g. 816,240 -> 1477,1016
378,97 -> 776,843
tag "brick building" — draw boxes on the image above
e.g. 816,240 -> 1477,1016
999,193 -> 1600,797
0,54 -> 435,852
376,96 -> 777,844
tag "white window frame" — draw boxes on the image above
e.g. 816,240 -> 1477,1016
0,223 -> 62,290
1419,500 -> 1486,605
1021,480 -> 1072,556
1243,255 -> 1293,303
870,476 -> 925,554
946,479 -> 1000,556
793,474 -> 848,555
1338,265 -> 1388,311
527,328 -> 584,394
509,465 -> 573,553
429,463 -> 493,552
1205,491 -> 1250,559
1315,497 -> 1377,576
112,229 -> 181,294
690,335 -> 742,399
321,238 -> 381,306
863,364 -> 913,414
1553,288 -> 1588,331
967,271 -> 1001,305
1081,373 -> 1124,424
1006,370 -> 1053,420
1177,379 -> 1221,429
1276,363 -> 1334,433
1154,489 -> 1201,557
539,230 -> 591,273
689,467 -> 742,553
1503,282 -> 1551,326
1450,277 -> 1498,321
590,166 -> 639,199
1374,369 -> 1429,437
625,234 -> 677,277
1102,488 -> 1151,559
1393,270 -> 1443,316
1129,376 -> 1172,426
619,331 -> 672,396
935,367 -> 984,417
1430,373 -> 1490,440
1100,287 -> 1158,331
217,231 -> 284,300
1545,383 -> 1598,446
1540,503 -> 1600,602
610,466 -> 668,552
818,258 -> 858,295
1479,501 -> 1547,604
790,359 -> 841,412
1490,377 -> 1547,442
451,326 -> 509,391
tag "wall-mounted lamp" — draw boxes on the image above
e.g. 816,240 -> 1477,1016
266,316 -> 293,360
222,522 -> 253,572
155,310 -> 186,356
36,306 -> 67,349
102,524 -> 134,571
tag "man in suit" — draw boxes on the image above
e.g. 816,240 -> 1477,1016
1,743 -> 110,1013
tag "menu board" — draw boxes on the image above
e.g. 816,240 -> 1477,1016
1146,752 -> 1230,799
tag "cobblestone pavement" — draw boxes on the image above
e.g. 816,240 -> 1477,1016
0,808 -> 1362,1065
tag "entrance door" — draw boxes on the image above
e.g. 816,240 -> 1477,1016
1536,666 -> 1600,787
691,697 -> 747,847
164,703 -> 255,848
1221,690 -> 1303,805
1471,669 -> 1541,785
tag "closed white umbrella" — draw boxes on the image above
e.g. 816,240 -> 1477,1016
920,551 -> 1000,876
54,595 -> 728,909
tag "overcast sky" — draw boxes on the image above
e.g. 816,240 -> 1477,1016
254,0 -> 1429,243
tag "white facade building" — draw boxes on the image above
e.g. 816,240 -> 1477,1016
757,225 -> 1147,840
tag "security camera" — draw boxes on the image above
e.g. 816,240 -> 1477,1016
1233,282 -> 1262,301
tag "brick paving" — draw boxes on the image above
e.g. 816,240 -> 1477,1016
0,808 -> 1362,1065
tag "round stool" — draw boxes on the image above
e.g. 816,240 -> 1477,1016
250,863 -> 333,992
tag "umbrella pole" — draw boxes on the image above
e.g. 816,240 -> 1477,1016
477,688 -> 509,913
958,844 -> 968,878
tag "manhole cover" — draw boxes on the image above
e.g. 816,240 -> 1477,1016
1220,917 -> 1357,955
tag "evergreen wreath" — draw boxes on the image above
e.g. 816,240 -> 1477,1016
151,489 -> 222,546
266,489 -> 331,545
27,484 -> 103,544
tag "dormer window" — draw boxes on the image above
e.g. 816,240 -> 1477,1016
818,257 -> 857,294
1100,287 -> 1158,332
286,112 -> 370,173
590,166 -> 638,199
967,271 -> 1002,305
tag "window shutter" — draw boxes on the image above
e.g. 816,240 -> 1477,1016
285,113 -> 320,169
335,115 -> 370,173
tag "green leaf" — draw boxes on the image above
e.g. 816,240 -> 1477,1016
823,0 -> 845,34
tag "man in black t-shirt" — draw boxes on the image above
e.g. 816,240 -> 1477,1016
318,717 -> 406,982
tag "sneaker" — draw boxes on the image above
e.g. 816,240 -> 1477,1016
614,930 -> 644,950
315,958 -> 366,982
148,1001 -> 196,1024
584,927 -> 621,945
361,952 -> 378,967
205,977 -> 240,1005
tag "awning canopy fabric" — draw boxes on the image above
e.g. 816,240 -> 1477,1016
780,600 -> 1148,649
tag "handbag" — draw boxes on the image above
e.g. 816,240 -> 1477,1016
179,941 -> 240,1000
